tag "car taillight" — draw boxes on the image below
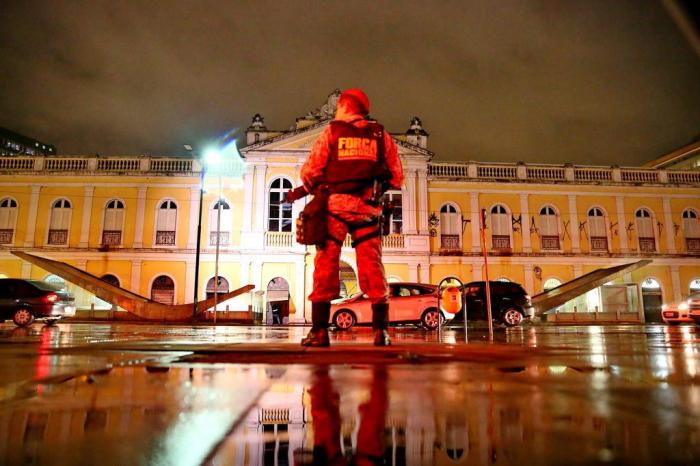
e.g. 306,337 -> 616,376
44,292 -> 59,303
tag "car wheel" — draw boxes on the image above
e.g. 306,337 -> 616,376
501,307 -> 524,327
333,309 -> 356,330
421,308 -> 443,330
13,308 -> 35,327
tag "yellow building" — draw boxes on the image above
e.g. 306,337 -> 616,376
1,91 -> 699,323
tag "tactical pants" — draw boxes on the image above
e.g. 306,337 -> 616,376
308,213 -> 389,305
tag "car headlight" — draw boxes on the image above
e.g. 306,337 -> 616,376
679,301 -> 689,311
662,304 -> 667,311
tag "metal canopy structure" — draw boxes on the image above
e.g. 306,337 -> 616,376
530,259 -> 652,315
11,251 -> 254,321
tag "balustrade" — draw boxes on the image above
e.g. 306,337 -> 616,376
101,230 -> 122,246
48,229 -> 68,245
541,235 -> 560,250
685,238 -> 700,253
155,230 -> 176,245
492,235 -> 511,250
0,229 -> 14,244
590,236 -> 608,252
209,231 -> 230,246
265,231 -> 293,247
638,237 -> 656,253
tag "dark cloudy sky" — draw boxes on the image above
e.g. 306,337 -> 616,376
1,0 -> 699,165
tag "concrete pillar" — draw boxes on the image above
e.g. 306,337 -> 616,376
663,197 -> 676,254
573,264 -> 583,277
133,187 -> 147,248
616,196 -> 628,252
79,186 -> 94,248
519,193 -> 531,253
23,185 -> 41,247
472,261 -> 482,281
568,195 -> 580,253
470,193 -> 480,252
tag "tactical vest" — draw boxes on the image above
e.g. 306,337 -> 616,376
324,120 -> 390,193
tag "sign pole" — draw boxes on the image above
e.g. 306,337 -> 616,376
480,209 -> 494,341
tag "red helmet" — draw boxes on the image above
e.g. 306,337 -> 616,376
339,88 -> 370,114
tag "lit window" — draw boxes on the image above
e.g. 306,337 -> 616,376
635,208 -> 655,252
156,200 -> 177,245
48,199 -> 72,245
439,204 -> 460,250
102,200 -> 124,246
539,205 -> 559,250
0,198 -> 18,244
209,199 -> 232,246
587,207 -> 607,252
268,178 -> 293,232
490,204 -> 511,250
382,192 -> 402,235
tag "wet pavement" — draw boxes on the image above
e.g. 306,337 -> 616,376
0,322 -> 698,465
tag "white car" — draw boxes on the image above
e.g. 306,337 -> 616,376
330,282 -> 455,330
661,299 -> 693,325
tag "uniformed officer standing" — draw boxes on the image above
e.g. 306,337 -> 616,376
299,88 -> 404,347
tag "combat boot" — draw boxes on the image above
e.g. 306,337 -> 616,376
301,301 -> 331,347
371,302 -> 391,347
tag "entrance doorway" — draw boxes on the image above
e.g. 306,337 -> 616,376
151,275 -> 174,305
641,278 -> 663,323
94,274 -> 120,309
339,261 -> 357,298
267,277 -> 290,324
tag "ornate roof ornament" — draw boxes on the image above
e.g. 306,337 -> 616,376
407,116 -> 429,136
301,89 -> 341,122
248,113 -> 267,131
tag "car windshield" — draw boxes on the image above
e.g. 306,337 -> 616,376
27,280 -> 65,292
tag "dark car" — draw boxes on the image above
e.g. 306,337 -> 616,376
451,281 -> 534,327
687,293 -> 700,327
0,278 -> 75,327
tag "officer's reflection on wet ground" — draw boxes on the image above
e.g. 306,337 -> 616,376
303,366 -> 388,466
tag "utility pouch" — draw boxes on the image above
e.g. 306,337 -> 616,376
296,190 -> 328,246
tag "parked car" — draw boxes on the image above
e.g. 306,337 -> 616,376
686,293 -> 700,327
661,298 -> 694,325
0,278 -> 75,327
330,282 -> 455,330
450,281 -> 534,327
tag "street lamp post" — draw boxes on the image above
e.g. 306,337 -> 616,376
187,145 -> 206,319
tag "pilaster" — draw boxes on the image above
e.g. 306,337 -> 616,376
133,187 -> 147,248
130,260 -> 142,295
253,165 -> 268,232
519,193 -> 531,253
663,197 -> 676,254
79,186 -> 94,248
616,196 -> 628,252
408,263 -> 419,282
185,259 -> 196,303
23,186 -> 41,247
404,168 -> 417,235
242,165 -> 254,232
671,265 -> 681,302
21,261 -> 32,279
417,169 -> 429,235
293,259 -> 307,323
187,186 -> 200,250
470,193 -> 480,252
523,263 -> 534,296
568,195 -> 580,253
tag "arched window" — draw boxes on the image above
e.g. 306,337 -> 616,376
206,276 -> 229,304
156,200 -> 177,245
151,275 -> 174,305
48,199 -> 72,245
539,206 -> 559,250
587,207 -> 608,252
209,199 -> 232,246
635,208 -> 655,252
382,192 -> 403,235
268,178 -> 293,232
682,209 -> 700,253
102,199 -> 124,246
0,198 -> 18,244
491,204 -> 511,250
689,278 -> 700,294
440,204 -> 460,250
94,274 -> 120,309
543,278 -> 561,291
